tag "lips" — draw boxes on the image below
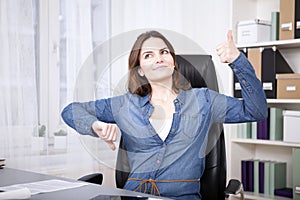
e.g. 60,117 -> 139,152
153,65 -> 169,70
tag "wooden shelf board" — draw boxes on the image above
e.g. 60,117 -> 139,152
232,138 -> 300,148
231,192 -> 292,200
267,99 -> 300,104
237,38 -> 300,49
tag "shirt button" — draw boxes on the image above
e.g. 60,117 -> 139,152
156,160 -> 161,164
233,68 -> 237,72
171,129 -> 176,133
242,79 -> 246,84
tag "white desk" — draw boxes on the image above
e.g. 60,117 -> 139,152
0,167 -> 167,200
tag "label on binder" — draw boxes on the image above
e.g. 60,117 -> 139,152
235,83 -> 241,90
297,21 -> 300,29
263,82 -> 273,90
281,22 -> 293,31
295,186 -> 300,194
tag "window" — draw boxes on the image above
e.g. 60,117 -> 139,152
0,0 -> 115,182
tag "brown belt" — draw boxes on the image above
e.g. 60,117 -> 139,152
127,177 -> 200,196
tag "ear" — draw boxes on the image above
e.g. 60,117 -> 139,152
138,67 -> 145,77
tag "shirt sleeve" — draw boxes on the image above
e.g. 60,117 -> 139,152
61,98 -> 116,136
210,52 -> 268,123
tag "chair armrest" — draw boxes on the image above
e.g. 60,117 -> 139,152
224,179 -> 244,200
78,173 -> 103,185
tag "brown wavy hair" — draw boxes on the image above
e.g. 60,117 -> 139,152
127,30 -> 191,96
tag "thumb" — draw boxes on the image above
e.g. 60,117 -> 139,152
106,141 -> 116,151
227,30 -> 233,42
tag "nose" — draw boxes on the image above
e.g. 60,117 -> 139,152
155,54 -> 163,63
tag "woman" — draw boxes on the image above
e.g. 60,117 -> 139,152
62,30 -> 267,199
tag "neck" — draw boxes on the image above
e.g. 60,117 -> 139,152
150,83 -> 175,102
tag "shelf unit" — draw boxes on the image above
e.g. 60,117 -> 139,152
230,0 -> 300,199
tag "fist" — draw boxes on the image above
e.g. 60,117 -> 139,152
92,121 -> 118,151
216,30 -> 240,63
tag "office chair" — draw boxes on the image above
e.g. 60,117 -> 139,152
79,54 -> 243,200
175,55 -> 243,200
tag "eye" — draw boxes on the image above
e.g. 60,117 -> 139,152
143,53 -> 153,59
161,49 -> 170,55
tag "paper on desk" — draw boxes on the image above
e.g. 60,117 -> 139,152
0,179 -> 89,195
0,188 -> 31,200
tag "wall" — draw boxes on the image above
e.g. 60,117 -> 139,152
110,0 -> 232,95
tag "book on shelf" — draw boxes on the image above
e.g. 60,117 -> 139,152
264,161 -> 271,196
293,148 -> 300,200
259,161 -> 265,194
269,107 -> 284,141
251,122 -> 257,139
253,160 -> 259,194
269,161 -> 287,196
257,118 -> 269,140
241,159 -> 249,191
270,11 -> 280,41
274,188 -> 293,198
241,159 -> 254,192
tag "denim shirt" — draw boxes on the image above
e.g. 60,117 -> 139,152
61,53 -> 267,199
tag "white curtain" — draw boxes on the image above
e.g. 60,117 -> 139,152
64,0 -> 119,182
60,0 -> 117,182
0,0 -> 39,168
63,0 -> 94,104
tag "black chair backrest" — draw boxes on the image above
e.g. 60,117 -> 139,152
115,55 -> 226,200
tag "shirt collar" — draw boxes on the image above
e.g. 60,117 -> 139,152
176,89 -> 185,105
139,93 -> 151,107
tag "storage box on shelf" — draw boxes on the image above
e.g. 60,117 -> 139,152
277,74 -> 300,99
237,19 -> 271,45
283,110 -> 300,143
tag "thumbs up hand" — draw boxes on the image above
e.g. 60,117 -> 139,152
216,30 -> 240,63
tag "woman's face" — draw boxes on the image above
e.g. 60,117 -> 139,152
138,37 -> 175,84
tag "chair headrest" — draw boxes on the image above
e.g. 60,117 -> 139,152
176,55 -> 219,92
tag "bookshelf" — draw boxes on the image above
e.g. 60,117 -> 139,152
230,0 -> 300,199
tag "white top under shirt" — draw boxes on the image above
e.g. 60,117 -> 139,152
149,118 -> 173,141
